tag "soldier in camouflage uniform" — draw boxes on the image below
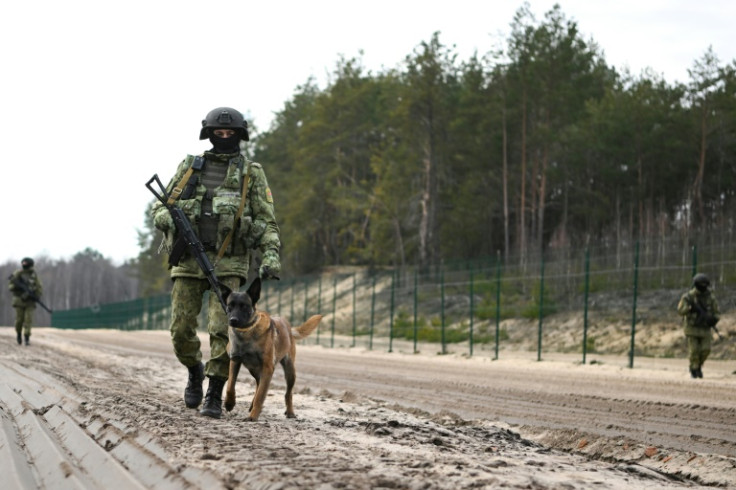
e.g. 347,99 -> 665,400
676,273 -> 719,379
152,107 -> 281,418
8,257 -> 43,346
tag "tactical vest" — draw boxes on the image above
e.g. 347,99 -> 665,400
174,153 -> 251,257
198,161 -> 229,249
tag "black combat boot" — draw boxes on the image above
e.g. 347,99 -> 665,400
16,332 -> 22,345
199,376 -> 226,419
184,362 -> 205,408
696,367 -> 703,378
24,335 -> 30,346
690,368 -> 698,379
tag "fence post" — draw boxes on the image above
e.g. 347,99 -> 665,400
352,273 -> 356,347
330,276 -> 336,348
316,276 -> 322,344
290,279 -> 295,321
277,283 -> 282,315
469,270 -> 474,357
317,276 -> 323,313
144,297 -> 151,330
260,281 -> 271,311
413,269 -> 418,354
369,275 -> 376,351
389,270 -> 395,353
629,241 -> 640,369
494,251 -> 502,360
691,244 -> 697,277
441,269 -> 446,355
537,253 -> 545,362
303,279 -> 309,324
582,248 -> 590,364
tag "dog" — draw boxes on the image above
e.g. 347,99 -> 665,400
222,277 -> 322,421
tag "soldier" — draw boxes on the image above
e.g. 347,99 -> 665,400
677,273 -> 719,379
152,107 -> 281,418
8,257 -> 43,346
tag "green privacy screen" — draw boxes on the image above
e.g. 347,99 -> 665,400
51,294 -> 172,330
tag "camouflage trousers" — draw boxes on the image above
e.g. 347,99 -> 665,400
14,306 -> 34,336
687,332 -> 712,370
170,276 -> 241,379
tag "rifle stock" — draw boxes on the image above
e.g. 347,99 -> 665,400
146,174 -> 228,313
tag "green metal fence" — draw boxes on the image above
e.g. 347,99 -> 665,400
49,236 -> 735,366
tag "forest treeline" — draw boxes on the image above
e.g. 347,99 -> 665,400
244,4 -> 736,276
4,3 -> 735,321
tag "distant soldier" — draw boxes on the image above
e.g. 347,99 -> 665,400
677,273 -> 719,378
8,257 -> 44,346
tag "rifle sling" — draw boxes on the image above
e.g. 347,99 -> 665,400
167,167 -> 194,205
167,156 -> 204,205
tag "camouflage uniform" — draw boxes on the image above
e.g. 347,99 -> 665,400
8,265 -> 43,344
152,150 -> 281,380
676,284 -> 719,377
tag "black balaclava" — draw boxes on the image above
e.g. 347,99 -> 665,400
208,129 -> 242,154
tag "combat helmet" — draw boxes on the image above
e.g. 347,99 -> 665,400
692,273 -> 710,290
200,107 -> 249,141
21,257 -> 34,268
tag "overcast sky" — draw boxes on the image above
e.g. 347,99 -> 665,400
1,0 -> 734,265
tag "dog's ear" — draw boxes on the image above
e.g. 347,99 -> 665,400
219,283 -> 233,304
246,277 -> 261,305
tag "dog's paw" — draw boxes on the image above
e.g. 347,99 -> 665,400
246,415 -> 259,422
224,396 -> 235,412
285,412 -> 296,419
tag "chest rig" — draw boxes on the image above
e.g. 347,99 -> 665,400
171,154 -> 251,263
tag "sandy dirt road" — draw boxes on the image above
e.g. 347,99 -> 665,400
1,327 -> 734,489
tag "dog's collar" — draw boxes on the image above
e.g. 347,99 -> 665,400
232,312 -> 260,331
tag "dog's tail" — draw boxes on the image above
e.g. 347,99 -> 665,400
292,314 -> 323,340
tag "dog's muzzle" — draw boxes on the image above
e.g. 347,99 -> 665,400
230,312 -> 259,330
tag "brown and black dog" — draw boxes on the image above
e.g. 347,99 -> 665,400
222,277 -> 322,421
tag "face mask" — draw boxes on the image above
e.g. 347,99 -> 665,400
209,131 -> 241,154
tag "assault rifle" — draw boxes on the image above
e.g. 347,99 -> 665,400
146,174 -> 228,314
8,275 -> 52,313
689,297 -> 724,340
